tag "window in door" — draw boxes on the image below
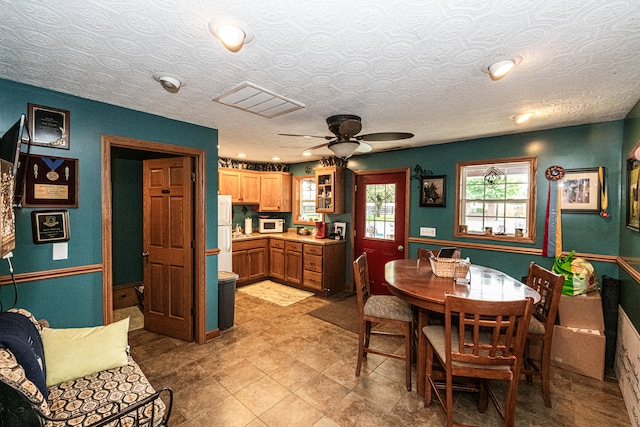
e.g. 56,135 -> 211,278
365,183 -> 396,240
455,157 -> 536,243
293,175 -> 323,225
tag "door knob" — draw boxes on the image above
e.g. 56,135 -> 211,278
141,251 -> 149,257
398,245 -> 404,251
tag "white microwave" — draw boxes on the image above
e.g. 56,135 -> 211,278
259,218 -> 285,233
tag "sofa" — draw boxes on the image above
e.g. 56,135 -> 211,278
0,308 -> 172,426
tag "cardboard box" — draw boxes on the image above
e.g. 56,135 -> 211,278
550,325 -> 605,381
558,291 -> 605,331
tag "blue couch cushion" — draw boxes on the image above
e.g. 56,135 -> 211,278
0,312 -> 47,400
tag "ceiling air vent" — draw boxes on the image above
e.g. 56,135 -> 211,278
213,82 -> 304,118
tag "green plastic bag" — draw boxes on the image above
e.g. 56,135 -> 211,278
553,250 -> 598,296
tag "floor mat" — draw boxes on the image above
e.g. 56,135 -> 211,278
114,306 -> 144,331
308,294 -> 359,333
237,280 -> 314,306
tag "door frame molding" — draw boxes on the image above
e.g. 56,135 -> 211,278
350,167 -> 410,289
101,134 -> 207,343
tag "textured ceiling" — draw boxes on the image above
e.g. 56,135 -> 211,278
1,0 -> 640,163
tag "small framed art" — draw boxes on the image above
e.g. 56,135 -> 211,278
420,175 -> 446,207
28,103 -> 70,149
560,168 -> 602,213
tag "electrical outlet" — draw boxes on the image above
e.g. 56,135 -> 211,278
420,227 -> 436,237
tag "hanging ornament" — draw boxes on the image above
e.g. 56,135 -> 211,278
483,166 -> 505,185
599,166 -> 609,218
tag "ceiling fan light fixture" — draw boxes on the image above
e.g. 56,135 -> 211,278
209,17 -> 253,53
328,141 -> 360,158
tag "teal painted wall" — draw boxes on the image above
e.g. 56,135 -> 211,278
620,100 -> 640,331
290,122 -> 623,299
0,79 -> 219,329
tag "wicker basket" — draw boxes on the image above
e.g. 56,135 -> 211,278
429,257 -> 471,278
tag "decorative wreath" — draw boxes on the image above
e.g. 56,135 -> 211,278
545,165 -> 565,181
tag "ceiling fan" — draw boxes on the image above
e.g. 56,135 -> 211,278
279,114 -> 414,158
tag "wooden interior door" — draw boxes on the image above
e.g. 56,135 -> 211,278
354,170 -> 408,295
143,157 -> 194,341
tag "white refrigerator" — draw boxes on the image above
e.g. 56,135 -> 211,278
218,195 -> 233,272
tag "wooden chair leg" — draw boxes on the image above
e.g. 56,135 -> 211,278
404,321 -> 412,391
356,322 -> 365,377
424,341 -> 433,407
503,375 -> 521,427
540,342 -> 552,408
445,370 -> 454,427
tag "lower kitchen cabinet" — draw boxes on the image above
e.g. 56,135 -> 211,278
303,242 -> 346,295
269,239 -> 285,280
284,241 -> 303,285
232,239 -> 268,286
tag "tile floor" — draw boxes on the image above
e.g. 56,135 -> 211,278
127,291 -> 632,427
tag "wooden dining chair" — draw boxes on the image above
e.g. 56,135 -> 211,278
423,295 -> 534,427
521,262 -> 565,408
353,253 -> 414,391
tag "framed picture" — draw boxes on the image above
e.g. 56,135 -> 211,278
28,103 -> 70,149
16,153 -> 78,207
31,210 -> 70,244
560,167 -> 602,213
420,175 -> 446,207
333,222 -> 346,240
627,159 -> 640,230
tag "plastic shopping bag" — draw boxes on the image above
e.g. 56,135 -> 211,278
553,250 -> 599,296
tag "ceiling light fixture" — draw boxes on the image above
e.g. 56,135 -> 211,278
328,140 -> 359,159
482,56 -> 523,81
153,74 -> 183,93
208,17 -> 253,53
512,112 -> 534,124
302,150 -> 312,157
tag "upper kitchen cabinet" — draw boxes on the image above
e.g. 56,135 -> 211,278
259,172 -> 292,212
219,169 -> 260,204
315,166 -> 345,214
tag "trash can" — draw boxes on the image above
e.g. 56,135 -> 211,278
218,271 -> 239,330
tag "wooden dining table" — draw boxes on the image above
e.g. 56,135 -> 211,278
384,258 -> 541,395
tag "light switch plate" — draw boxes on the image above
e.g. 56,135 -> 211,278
52,242 -> 68,260
420,227 -> 436,237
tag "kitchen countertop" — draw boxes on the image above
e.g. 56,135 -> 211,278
232,232 -> 346,245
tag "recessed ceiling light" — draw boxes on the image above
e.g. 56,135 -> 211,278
238,153 -> 246,158
272,156 -> 280,161
303,151 -> 312,157
481,56 -> 523,81
208,17 -> 254,53
512,112 -> 534,124
152,73 -> 184,93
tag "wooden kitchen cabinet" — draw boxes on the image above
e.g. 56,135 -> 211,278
219,169 -> 260,204
260,172 -> 292,212
303,242 -> 346,295
269,239 -> 285,280
284,241 -> 303,285
232,239 -> 268,285
315,166 -> 346,214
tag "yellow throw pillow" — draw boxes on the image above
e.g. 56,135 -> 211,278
42,317 -> 130,386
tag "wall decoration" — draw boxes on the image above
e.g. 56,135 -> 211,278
560,167 -> 602,213
627,159 -> 640,230
16,153 -> 78,207
333,221 -> 346,240
28,103 -> 70,149
420,175 -> 446,207
31,210 -> 70,244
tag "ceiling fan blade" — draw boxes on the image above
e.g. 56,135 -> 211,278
278,133 -> 331,140
357,132 -> 414,141
304,141 -> 331,151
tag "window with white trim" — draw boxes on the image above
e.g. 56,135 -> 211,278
293,176 -> 323,225
455,157 -> 536,242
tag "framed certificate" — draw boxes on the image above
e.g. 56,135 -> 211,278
31,210 -> 70,244
28,103 -> 70,149
16,153 -> 78,207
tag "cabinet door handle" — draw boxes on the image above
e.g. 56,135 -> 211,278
142,251 -> 149,257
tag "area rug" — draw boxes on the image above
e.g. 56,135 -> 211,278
114,306 -> 144,331
308,294 -> 359,333
237,280 -> 314,306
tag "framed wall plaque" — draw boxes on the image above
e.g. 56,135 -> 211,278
560,167 -> 602,213
31,210 -> 70,244
16,153 -> 78,207
420,175 -> 446,207
28,103 -> 70,149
